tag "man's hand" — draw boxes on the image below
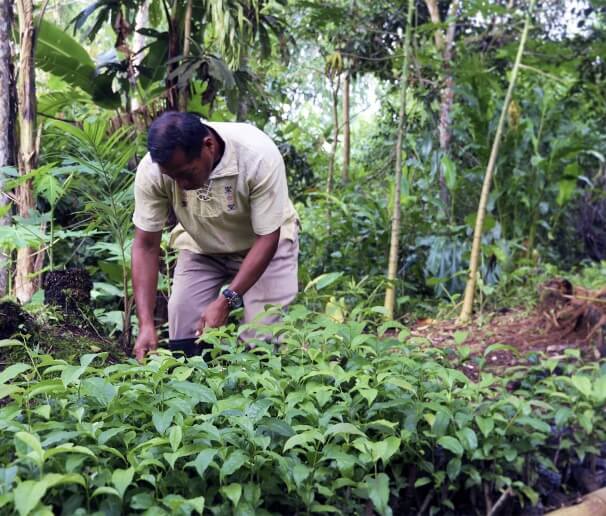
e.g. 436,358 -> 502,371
133,324 -> 159,362
196,296 -> 230,336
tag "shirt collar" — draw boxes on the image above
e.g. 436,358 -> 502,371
203,120 -> 238,179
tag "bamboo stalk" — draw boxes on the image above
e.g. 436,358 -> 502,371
459,0 -> 536,323
384,0 -> 414,319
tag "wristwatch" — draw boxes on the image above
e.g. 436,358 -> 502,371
222,288 -> 244,309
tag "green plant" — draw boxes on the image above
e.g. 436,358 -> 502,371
49,119 -> 137,349
1,303 -> 604,515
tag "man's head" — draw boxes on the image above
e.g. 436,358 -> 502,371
147,111 -> 221,190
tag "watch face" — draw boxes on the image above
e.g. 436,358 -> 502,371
224,289 -> 243,308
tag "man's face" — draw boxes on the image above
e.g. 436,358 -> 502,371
159,138 -> 215,190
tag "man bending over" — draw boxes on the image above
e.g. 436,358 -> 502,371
131,111 -> 299,360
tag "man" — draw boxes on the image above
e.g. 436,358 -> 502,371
132,112 -> 299,361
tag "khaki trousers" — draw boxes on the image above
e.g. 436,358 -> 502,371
168,237 -> 299,342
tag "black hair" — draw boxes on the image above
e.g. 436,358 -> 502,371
147,111 -> 211,165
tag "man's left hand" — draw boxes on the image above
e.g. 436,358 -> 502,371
196,296 -> 230,336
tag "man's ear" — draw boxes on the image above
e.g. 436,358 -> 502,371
201,135 -> 214,153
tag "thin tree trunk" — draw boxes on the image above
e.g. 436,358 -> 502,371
459,1 -> 535,323
131,0 -> 149,113
326,74 -> 340,194
425,0 -> 459,218
163,0 -> 179,110
342,70 -> 350,184
178,0 -> 193,111
15,0 -> 38,304
0,0 -> 13,296
438,1 -> 458,216
384,0 -> 414,319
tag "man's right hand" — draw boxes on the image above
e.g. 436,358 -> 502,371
133,324 -> 159,362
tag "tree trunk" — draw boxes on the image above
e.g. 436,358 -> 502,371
0,0 -> 13,296
131,0 -> 149,112
342,70 -> 350,184
459,1 -> 535,323
326,75 -> 340,194
438,1 -> 458,216
163,0 -> 180,110
425,0 -> 459,218
178,0 -> 193,111
15,0 -> 38,304
384,0 -> 414,319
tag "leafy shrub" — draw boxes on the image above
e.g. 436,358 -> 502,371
0,309 -> 605,515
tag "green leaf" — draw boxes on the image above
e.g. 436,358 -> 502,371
457,428 -> 478,451
169,426 -> 182,452
324,423 -> 365,438
152,410 -> 174,435
414,477 -> 431,488
221,484 -> 242,507
60,354 -> 98,388
483,343 -> 519,357
112,467 -> 134,499
304,272 -> 343,291
283,430 -> 323,452
36,20 -> 119,108
191,450 -> 217,478
220,450 -> 247,481
555,407 -> 572,427
594,376 -> 606,403
366,473 -> 392,516
170,381 -> 217,404
15,432 -> 44,466
369,437 -> 401,465
0,339 -> 23,348
571,375 -> 592,398
516,416 -> 551,433
13,480 -> 47,516
292,464 -> 310,486
0,363 -> 30,384
557,177 -> 577,206
81,377 -> 117,406
91,486 -> 120,498
259,418 -> 295,437
186,496 -> 205,514
476,416 -> 494,437
432,411 -> 450,437
130,493 -> 155,510
437,436 -> 464,457
447,457 -> 461,480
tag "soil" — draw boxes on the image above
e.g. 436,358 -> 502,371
411,278 -> 606,381
0,300 -> 36,339
0,301 -> 126,367
44,268 -> 93,316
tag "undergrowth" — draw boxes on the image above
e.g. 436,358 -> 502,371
1,304 -> 605,515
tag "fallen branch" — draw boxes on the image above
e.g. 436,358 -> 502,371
487,487 -> 513,516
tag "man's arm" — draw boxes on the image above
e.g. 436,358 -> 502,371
197,228 -> 280,333
132,227 -> 162,360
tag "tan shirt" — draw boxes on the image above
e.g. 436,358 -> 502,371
133,121 -> 298,254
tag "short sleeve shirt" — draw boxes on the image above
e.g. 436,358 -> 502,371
133,121 -> 298,255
